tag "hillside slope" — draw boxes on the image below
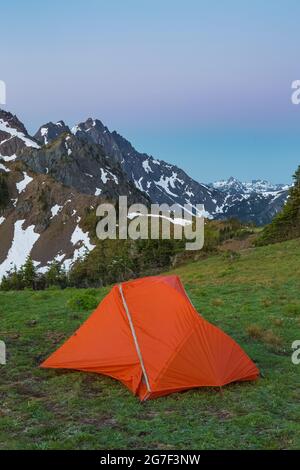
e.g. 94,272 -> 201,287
0,238 -> 299,449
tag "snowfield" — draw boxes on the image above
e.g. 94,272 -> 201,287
16,172 -> 33,193
0,119 -> 40,149
0,220 -> 40,280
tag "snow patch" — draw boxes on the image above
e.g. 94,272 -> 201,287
50,204 -> 63,218
40,127 -> 48,144
62,224 -> 96,271
0,154 -> 17,162
0,220 -> 40,280
134,177 -> 144,192
142,159 -> 153,174
0,162 -> 9,172
100,168 -> 118,185
155,175 -> 178,197
0,119 -> 40,149
100,168 -> 108,184
16,172 -> 33,193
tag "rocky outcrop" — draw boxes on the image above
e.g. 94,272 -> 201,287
35,121 -> 70,145
22,133 -> 149,205
0,109 -> 40,161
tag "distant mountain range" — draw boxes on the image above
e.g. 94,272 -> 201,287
0,108 -> 291,277
210,176 -> 289,194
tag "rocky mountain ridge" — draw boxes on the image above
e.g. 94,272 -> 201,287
0,108 -> 290,279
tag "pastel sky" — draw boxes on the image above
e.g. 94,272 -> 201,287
1,0 -> 300,183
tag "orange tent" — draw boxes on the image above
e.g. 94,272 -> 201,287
41,275 -> 259,400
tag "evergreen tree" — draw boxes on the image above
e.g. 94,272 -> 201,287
23,257 -> 37,289
0,266 -> 24,290
256,165 -> 300,245
45,261 -> 67,288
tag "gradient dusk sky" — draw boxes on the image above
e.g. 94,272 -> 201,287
1,0 -> 300,183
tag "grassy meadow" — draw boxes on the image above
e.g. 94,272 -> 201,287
0,238 -> 299,449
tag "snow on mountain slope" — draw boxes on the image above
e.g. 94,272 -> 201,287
71,118 -> 290,223
0,219 -> 40,279
71,119 -> 221,216
0,170 -> 99,279
210,176 -> 290,194
0,110 -> 39,156
0,109 -> 40,175
208,176 -> 290,224
0,119 -> 39,150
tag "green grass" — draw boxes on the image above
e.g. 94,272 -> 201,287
0,239 -> 300,449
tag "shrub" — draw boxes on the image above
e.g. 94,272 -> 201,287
284,303 -> 300,316
67,292 -> 99,311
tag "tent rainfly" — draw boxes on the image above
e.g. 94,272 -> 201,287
41,275 -> 259,400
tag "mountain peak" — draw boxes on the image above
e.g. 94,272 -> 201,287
0,108 -> 30,136
210,177 -> 290,195
0,109 -> 40,162
34,121 -> 70,145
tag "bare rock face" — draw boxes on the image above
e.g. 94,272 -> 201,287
22,133 -> 149,205
0,109 -> 40,160
34,121 -> 70,145
72,118 -> 221,215
72,118 -> 124,163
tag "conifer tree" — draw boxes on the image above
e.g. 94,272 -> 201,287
256,165 -> 300,245
23,257 -> 37,289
